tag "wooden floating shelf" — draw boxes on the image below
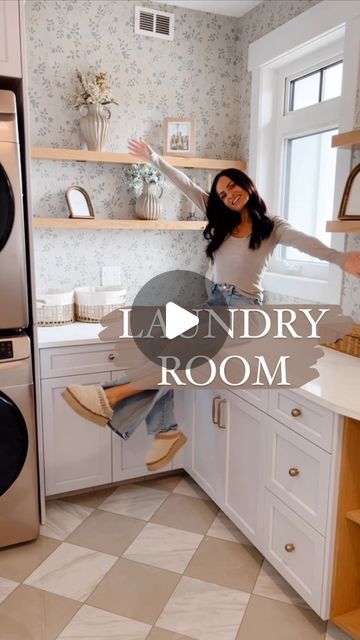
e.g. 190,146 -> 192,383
33,217 -> 206,231
332,609 -> 360,640
326,220 -> 360,233
346,510 -> 360,525
31,147 -> 246,170
332,129 -> 360,149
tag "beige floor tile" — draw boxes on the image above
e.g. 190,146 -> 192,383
57,603 -> 151,639
173,477 -> 211,501
0,584 -> 80,640
141,474 -> 185,492
24,542 -> 117,602
236,594 -> 326,640
40,499 -> 93,541
123,522 -> 203,573
206,511 -> 252,545
0,535 -> 60,582
0,577 -> 19,604
60,486 -> 119,509
147,627 -> 195,639
253,560 -> 309,607
150,494 -> 218,534
157,575 -> 250,640
185,536 -> 262,592
66,510 -> 145,555
99,484 -> 168,520
87,557 -> 180,625
326,622 -> 353,640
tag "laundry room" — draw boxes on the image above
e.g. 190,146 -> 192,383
1,1 -> 360,639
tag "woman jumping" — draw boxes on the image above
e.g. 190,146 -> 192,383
62,139 -> 360,471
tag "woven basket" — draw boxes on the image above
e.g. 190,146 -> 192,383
324,324 -> 360,358
75,286 -> 126,323
37,289 -> 75,326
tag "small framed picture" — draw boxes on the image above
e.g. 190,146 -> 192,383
65,186 -> 95,219
163,117 -> 196,157
338,163 -> 360,220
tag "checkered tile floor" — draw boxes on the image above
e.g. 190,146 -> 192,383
0,473 -> 351,639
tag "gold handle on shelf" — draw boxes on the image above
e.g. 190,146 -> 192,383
285,543 -> 295,553
291,408 -> 302,417
217,399 -> 228,429
289,467 -> 300,477
212,396 -> 221,425
108,353 -> 116,361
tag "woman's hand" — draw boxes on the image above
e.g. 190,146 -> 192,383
128,139 -> 153,162
344,252 -> 360,277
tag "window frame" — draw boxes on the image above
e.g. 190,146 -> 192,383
248,1 -> 360,304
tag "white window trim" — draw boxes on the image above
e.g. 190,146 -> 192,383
248,0 -> 360,303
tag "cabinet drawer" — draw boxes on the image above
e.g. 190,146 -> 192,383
263,490 -> 325,614
268,390 -> 334,452
264,418 -> 331,534
40,344 -> 124,378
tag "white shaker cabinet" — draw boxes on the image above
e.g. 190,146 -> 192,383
41,373 -> 112,495
0,0 -> 21,78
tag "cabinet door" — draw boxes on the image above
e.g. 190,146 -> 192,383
42,373 -> 112,495
222,391 -> 266,547
191,390 -> 226,502
111,372 -> 175,481
0,1 -> 21,78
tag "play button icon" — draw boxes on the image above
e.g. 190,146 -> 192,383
165,302 -> 199,340
127,269 -> 230,370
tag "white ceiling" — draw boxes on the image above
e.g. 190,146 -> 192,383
152,1 -> 262,18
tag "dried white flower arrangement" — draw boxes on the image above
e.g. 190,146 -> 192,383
123,164 -> 164,198
66,69 -> 119,110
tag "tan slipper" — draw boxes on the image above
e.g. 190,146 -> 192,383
145,430 -> 187,471
61,384 -> 113,427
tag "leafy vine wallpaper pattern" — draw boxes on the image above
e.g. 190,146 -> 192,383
26,0 -> 359,318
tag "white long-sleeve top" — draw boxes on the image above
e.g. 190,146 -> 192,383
150,151 -> 346,300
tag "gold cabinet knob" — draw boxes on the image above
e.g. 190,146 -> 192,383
291,408 -> 302,417
108,353 -> 116,361
285,543 -> 295,552
289,467 -> 300,477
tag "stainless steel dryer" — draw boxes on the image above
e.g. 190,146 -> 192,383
0,334 -> 39,547
0,90 -> 29,330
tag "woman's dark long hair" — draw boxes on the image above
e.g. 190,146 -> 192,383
204,168 -> 274,261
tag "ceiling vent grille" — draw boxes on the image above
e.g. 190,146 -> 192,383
135,6 -> 174,41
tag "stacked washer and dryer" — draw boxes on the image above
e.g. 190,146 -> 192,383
0,89 -> 39,546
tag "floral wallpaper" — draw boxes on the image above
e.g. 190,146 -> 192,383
26,0 -> 360,318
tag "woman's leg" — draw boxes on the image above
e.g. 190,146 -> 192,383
104,382 -> 143,407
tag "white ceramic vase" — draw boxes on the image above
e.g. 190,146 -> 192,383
135,183 -> 163,220
79,103 -> 111,151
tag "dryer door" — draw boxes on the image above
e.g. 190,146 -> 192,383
0,161 -> 15,252
0,391 -> 28,496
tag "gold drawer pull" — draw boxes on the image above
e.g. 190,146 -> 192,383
217,399 -> 228,429
291,408 -> 302,417
108,353 -> 116,361
285,543 -> 295,553
289,467 -> 300,477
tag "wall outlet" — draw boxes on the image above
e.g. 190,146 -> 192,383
101,266 -> 122,286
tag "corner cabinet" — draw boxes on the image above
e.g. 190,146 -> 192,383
182,387 -> 343,619
0,0 -> 21,78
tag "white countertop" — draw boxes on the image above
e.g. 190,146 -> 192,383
37,323 -> 360,421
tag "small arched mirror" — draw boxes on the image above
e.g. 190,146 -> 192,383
65,186 -> 95,219
338,163 -> 360,220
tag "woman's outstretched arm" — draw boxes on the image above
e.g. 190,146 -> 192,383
274,217 -> 360,277
128,139 -> 208,214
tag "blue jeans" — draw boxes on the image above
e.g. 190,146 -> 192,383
105,283 -> 261,440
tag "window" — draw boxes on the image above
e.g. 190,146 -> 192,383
270,48 -> 342,280
248,2 -> 360,303
288,61 -> 343,112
